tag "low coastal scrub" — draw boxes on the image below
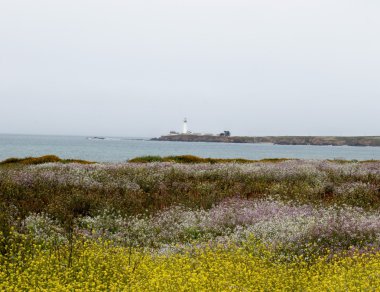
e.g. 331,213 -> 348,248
1,158 -> 380,220
0,155 -> 93,166
2,157 -> 380,289
22,198 -> 380,257
129,155 -> 290,164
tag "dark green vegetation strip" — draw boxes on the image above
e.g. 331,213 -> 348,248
129,155 -> 379,164
1,155 -> 375,166
129,155 -> 291,163
0,155 -> 94,165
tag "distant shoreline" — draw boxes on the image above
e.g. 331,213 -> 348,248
152,135 -> 380,147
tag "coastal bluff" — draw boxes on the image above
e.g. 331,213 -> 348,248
152,135 -> 380,147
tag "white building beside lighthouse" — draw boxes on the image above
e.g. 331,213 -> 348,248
182,118 -> 188,134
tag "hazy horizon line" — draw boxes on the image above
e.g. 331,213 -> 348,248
1,132 -> 380,138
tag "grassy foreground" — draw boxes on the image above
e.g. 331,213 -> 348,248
1,156 -> 380,290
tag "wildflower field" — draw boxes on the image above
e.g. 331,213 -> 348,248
1,157 -> 380,290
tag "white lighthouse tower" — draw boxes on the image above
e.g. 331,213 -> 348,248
182,118 -> 188,134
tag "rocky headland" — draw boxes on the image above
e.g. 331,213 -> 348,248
152,135 -> 380,147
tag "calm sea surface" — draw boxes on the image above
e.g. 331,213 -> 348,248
1,134 -> 380,162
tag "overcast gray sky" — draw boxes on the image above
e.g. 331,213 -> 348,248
0,0 -> 379,137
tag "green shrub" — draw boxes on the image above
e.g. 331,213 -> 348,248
128,156 -> 165,163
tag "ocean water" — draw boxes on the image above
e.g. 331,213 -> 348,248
1,134 -> 380,162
